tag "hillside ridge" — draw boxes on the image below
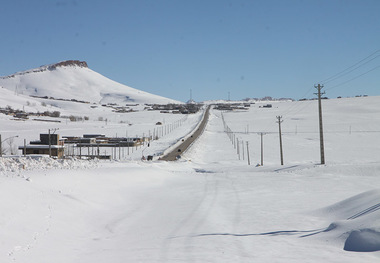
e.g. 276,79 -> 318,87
1,60 -> 88,79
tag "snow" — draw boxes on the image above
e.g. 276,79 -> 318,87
344,229 -> 380,252
0,95 -> 380,262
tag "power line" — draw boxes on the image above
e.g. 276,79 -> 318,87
320,49 -> 380,84
282,99 -> 314,122
281,87 -> 315,121
325,64 -> 380,91
256,86 -> 315,132
274,50 -> 380,124
322,54 -> 380,84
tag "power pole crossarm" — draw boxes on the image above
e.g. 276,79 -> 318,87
314,84 -> 325,165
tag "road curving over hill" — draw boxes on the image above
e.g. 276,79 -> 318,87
160,106 -> 210,161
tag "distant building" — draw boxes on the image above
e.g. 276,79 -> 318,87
19,133 -> 65,158
14,112 -> 29,119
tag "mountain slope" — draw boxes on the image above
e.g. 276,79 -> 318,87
0,60 -> 181,105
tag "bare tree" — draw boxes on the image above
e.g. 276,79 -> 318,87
7,137 -> 17,155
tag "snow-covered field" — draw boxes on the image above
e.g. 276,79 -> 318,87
1,96 -> 380,262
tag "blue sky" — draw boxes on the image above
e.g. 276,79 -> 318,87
1,0 -> 379,102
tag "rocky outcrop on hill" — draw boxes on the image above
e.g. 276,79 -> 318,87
48,60 -> 88,70
1,60 -> 88,79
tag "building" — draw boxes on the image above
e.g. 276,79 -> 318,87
19,133 -> 65,158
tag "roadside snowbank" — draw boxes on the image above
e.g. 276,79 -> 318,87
0,156 -> 98,174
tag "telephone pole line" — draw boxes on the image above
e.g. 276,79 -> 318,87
314,84 -> 325,165
246,141 -> 250,165
276,116 -> 284,165
259,132 -> 266,166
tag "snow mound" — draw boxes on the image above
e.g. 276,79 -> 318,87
310,189 -> 380,252
0,156 -> 98,175
344,229 -> 380,252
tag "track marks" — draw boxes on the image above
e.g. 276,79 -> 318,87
347,203 -> 380,220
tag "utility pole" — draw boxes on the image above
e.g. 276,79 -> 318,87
259,133 -> 265,166
276,116 -> 284,165
48,128 -> 59,158
49,129 -> 51,157
242,141 -> 245,160
314,84 -> 325,165
246,141 -> 250,165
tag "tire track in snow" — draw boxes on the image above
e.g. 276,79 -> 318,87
347,202 -> 380,220
181,109 -> 250,260
161,108 -> 253,261
182,174 -> 220,262
227,174 -> 251,259
7,190 -> 53,261
159,173 -> 216,261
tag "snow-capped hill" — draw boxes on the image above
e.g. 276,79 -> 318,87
0,60 -> 181,105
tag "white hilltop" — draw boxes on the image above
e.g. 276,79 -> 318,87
0,60 -> 181,105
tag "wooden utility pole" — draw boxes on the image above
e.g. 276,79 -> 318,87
259,133 -> 265,166
276,116 -> 284,165
49,129 -> 51,157
314,84 -> 325,165
48,128 -> 59,158
242,141 -> 245,160
246,141 -> 251,165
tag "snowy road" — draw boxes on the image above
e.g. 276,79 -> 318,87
161,106 -> 210,161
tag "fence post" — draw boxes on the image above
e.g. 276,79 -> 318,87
246,141 -> 250,165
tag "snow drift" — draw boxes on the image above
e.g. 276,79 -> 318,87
311,189 -> 380,252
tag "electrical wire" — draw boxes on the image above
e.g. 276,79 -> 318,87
320,49 -> 380,84
280,86 -> 316,122
322,54 -> 380,84
236,49 -> 380,135
325,64 -> 380,91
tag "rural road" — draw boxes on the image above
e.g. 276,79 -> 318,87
160,106 -> 210,161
